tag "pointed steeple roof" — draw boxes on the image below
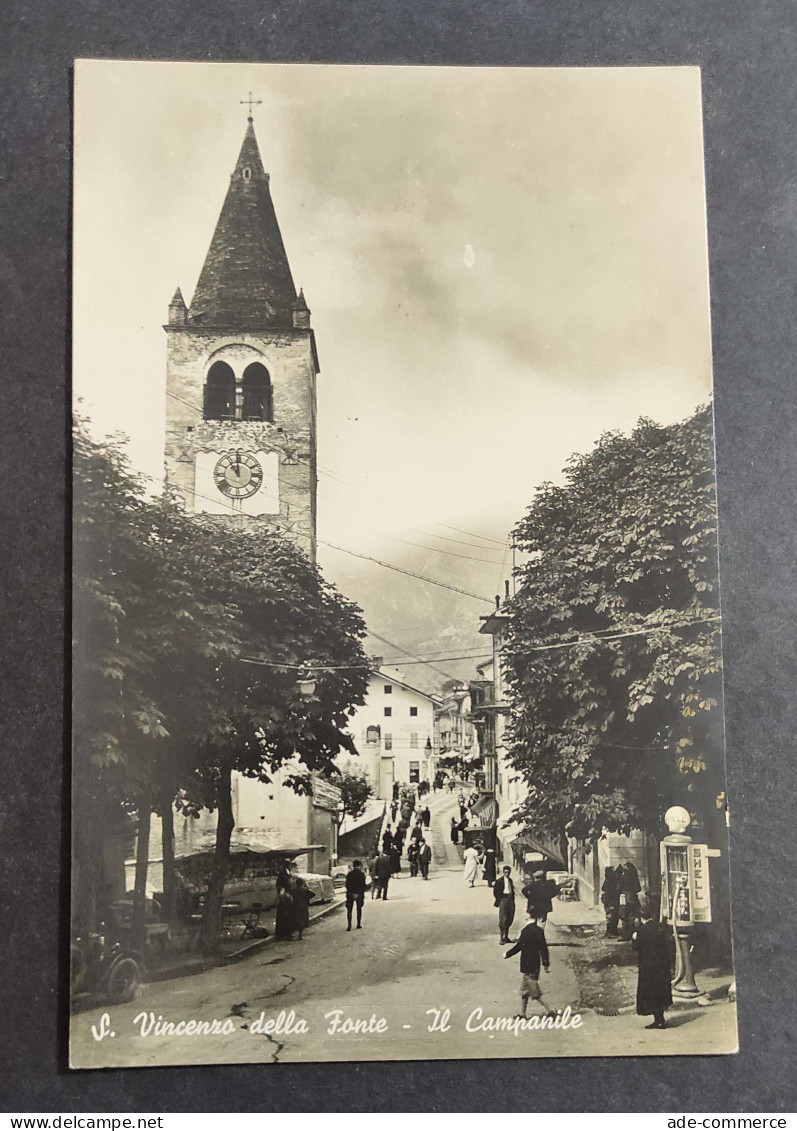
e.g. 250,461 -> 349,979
188,120 -> 298,329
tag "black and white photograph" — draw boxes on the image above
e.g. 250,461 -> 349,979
70,59 -> 737,1068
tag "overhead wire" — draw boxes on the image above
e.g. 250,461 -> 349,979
164,388 -> 508,561
141,465 -> 496,605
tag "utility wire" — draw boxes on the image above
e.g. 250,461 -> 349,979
165,388 -> 508,560
142,466 -> 496,605
239,614 -> 720,672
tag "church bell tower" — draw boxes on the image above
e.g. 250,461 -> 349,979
164,112 -> 318,559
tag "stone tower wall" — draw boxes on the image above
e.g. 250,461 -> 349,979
164,326 -> 317,558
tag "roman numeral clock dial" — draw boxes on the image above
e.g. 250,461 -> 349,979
213,450 -> 264,499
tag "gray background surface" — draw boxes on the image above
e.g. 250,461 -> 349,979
0,0 -> 794,1112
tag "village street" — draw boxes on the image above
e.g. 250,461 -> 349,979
71,792 -> 736,1068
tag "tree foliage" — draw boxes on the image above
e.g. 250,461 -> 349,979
503,405 -> 724,843
73,419 -> 369,942
336,766 -> 374,830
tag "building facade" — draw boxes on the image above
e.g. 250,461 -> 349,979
346,668 -> 438,799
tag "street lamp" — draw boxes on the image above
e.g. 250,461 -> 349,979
296,674 -> 317,698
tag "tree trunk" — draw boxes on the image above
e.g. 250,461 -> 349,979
160,787 -> 176,927
132,798 -> 152,956
200,762 -> 235,955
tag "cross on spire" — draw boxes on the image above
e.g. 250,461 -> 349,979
239,91 -> 262,119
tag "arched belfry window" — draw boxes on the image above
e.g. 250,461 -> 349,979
203,361 -> 235,421
242,362 -> 273,422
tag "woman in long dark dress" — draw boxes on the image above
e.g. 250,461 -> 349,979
450,817 -> 460,845
274,889 -> 295,941
632,903 -> 673,1029
291,877 -> 314,940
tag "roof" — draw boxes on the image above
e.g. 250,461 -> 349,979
372,668 -> 441,703
188,119 -> 298,330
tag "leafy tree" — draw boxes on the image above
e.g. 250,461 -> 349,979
336,766 -> 374,831
72,420 -> 370,953
503,405 -> 724,849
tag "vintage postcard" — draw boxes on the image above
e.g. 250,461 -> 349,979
71,60 -> 737,1067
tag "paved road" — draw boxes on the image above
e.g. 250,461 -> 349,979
71,796 -> 737,1068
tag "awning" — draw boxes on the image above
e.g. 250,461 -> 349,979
497,819 -> 565,867
470,794 -> 498,828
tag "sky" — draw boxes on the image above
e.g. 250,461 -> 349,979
73,61 -> 714,686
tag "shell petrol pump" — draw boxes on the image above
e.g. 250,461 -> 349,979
660,805 -> 721,1004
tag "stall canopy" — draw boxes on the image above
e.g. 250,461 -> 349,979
173,832 -> 323,861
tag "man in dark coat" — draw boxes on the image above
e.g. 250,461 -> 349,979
617,861 -> 642,940
632,905 -> 673,1028
382,827 -> 394,854
483,847 -> 497,885
601,866 -> 620,937
505,914 -> 555,1018
389,843 -> 402,874
390,800 -> 398,823
521,870 -> 560,925
407,840 -> 419,877
418,839 -> 432,880
493,866 -> 517,943
421,805 -> 431,828
374,851 -> 393,900
345,861 -> 367,930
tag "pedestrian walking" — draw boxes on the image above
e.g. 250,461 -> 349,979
410,822 -> 424,843
463,844 -> 481,887
392,782 -> 399,802
292,877 -> 313,940
382,827 -> 394,854
389,842 -> 402,874
393,826 -> 405,854
369,851 -> 381,899
632,899 -> 673,1028
483,847 -> 497,885
407,840 -> 419,877
450,817 -> 460,845
504,913 -> 556,1018
345,860 -> 367,930
493,866 -> 517,943
374,850 -> 393,900
390,801 -> 398,823
418,839 -> 432,880
521,870 -> 560,925
601,866 -> 620,937
421,805 -> 431,828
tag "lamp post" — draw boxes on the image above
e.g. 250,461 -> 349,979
660,805 -> 716,1006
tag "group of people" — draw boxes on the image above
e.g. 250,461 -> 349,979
273,862 -> 315,942
370,816 -> 433,897
479,855 -> 672,1030
600,862 -> 642,940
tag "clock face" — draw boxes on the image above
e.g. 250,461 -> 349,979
213,451 -> 264,499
